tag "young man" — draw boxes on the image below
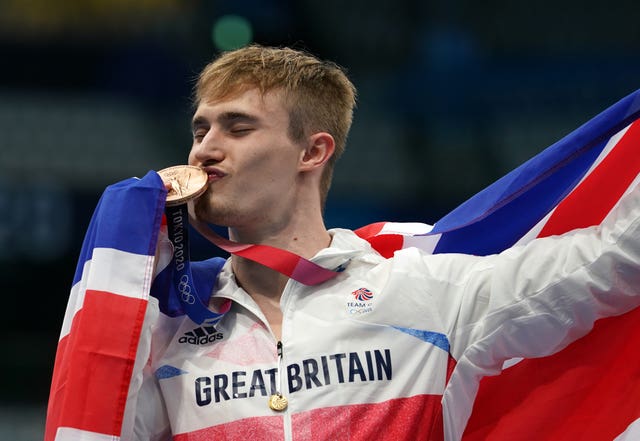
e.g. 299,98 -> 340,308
132,45 -> 640,440
187,46 -> 355,341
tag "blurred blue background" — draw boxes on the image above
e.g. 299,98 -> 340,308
1,0 -> 639,438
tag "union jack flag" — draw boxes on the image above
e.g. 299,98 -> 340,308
356,87 -> 640,440
45,173 -> 167,441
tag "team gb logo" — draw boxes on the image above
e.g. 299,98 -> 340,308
347,287 -> 374,315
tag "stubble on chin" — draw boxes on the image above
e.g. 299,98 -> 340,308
192,188 -> 233,227
193,189 -> 216,223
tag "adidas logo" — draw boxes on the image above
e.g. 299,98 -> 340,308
178,325 -> 224,345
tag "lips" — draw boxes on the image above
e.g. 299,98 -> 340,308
202,166 -> 226,182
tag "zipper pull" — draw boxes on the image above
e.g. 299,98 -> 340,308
269,340 -> 288,412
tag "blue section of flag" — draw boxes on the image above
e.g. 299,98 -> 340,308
152,257 -> 226,319
72,171 -> 167,286
430,88 -> 640,256
392,326 -> 450,352
432,143 -> 602,255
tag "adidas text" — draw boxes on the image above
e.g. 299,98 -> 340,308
179,326 -> 224,345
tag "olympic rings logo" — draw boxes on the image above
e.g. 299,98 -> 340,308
178,274 -> 195,305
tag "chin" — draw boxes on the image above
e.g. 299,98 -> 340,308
193,193 -> 215,222
193,194 -> 232,226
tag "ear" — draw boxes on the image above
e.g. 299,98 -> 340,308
299,132 -> 335,172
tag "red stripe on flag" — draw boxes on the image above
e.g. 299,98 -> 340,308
540,121 -> 640,236
463,306 -> 640,440
45,290 -> 147,440
364,234 -> 405,259
45,335 -> 70,441
354,222 -> 387,238
354,223 -> 405,259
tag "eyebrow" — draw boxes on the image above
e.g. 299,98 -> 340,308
191,115 -> 208,132
191,111 -> 260,132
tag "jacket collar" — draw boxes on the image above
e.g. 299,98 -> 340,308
212,228 -> 384,304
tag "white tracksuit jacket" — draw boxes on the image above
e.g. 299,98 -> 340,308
130,186 -> 640,441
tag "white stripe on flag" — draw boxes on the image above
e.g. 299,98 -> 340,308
403,233 -> 441,254
55,426 -> 119,441
514,124 -> 632,246
86,248 -> 154,300
614,418 -> 640,441
378,222 -> 440,254
379,221 -> 434,235
59,248 -> 154,340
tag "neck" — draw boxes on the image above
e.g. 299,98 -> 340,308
229,215 -> 330,342
229,216 -> 332,296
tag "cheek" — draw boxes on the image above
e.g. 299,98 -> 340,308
257,157 -> 295,184
187,148 -> 197,165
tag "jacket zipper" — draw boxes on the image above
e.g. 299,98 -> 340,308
275,340 -> 286,406
279,280 -> 296,441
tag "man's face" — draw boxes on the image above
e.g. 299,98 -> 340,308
188,88 -> 304,231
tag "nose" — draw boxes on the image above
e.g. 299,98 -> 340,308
188,131 -> 225,166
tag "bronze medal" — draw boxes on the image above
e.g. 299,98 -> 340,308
268,394 -> 288,411
158,165 -> 208,206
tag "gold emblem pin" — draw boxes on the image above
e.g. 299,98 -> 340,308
268,394 -> 288,411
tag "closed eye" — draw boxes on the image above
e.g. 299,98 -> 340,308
193,128 -> 209,142
191,116 -> 210,142
221,111 -> 259,136
229,126 -> 255,136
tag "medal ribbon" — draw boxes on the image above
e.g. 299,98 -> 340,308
187,214 -> 343,285
165,203 -> 231,325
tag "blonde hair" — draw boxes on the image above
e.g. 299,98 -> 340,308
194,44 -> 357,207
